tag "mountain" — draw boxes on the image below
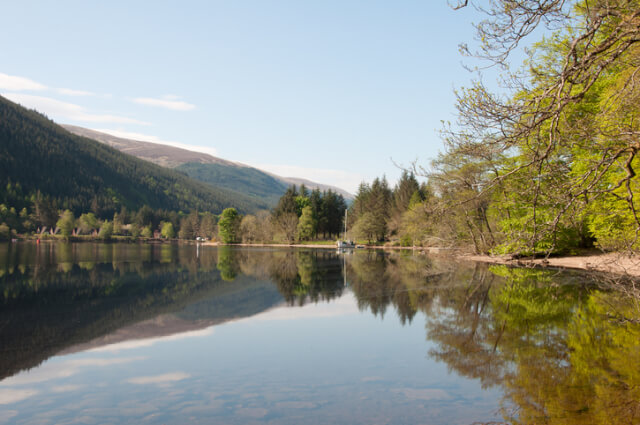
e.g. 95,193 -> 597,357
175,162 -> 289,206
0,95 -> 269,215
62,124 -> 238,168
62,125 -> 354,204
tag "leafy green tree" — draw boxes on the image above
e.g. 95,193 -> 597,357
297,206 -> 315,241
129,223 -> 141,239
78,212 -> 99,235
218,208 -> 241,244
294,195 -> 310,216
99,220 -> 114,240
56,210 -> 75,239
160,221 -> 175,239
442,0 -> 640,255
351,212 -> 379,244
0,222 -> 10,240
399,201 -> 430,247
141,225 -> 153,239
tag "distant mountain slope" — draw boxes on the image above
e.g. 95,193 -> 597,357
175,162 -> 288,206
0,96 -> 267,214
62,124 -> 239,168
62,125 -> 354,204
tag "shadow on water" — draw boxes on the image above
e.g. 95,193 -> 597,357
0,242 -> 639,424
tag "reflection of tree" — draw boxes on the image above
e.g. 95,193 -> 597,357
426,265 -> 508,389
347,251 -> 640,423
426,265 -> 640,425
349,251 -> 393,318
297,250 -> 344,304
267,249 -> 301,305
348,251 -> 449,324
258,249 -> 344,306
217,246 -> 239,281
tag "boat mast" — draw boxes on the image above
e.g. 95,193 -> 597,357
344,209 -> 348,240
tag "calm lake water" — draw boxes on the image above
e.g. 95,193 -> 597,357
0,242 -> 638,425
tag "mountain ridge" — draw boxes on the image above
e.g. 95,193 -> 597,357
62,125 -> 354,201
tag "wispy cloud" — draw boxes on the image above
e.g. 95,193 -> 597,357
248,163 -> 362,194
51,384 -> 83,393
126,372 -> 190,385
93,128 -> 219,157
2,93 -> 149,125
56,88 -> 95,96
132,96 -> 195,111
0,389 -> 39,405
0,356 -> 147,386
0,73 -> 47,91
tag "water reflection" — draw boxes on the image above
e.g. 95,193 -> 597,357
0,242 -> 639,424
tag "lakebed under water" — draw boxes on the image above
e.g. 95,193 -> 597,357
0,242 -> 638,425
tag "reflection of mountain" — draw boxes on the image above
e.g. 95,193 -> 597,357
0,244 -> 348,382
62,275 -> 285,355
0,244 -> 285,381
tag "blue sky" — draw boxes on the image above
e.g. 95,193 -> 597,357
0,1 -> 483,193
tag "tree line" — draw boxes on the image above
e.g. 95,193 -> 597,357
218,184 -> 348,244
0,182 -> 349,244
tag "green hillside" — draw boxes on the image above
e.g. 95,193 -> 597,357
0,96 -> 267,215
176,162 -> 289,206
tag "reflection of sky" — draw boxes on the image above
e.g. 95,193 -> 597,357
0,291 -> 502,425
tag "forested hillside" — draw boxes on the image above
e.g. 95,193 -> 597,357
0,95 -> 267,216
176,162 -> 288,206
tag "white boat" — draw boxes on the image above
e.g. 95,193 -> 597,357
337,210 -> 355,248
